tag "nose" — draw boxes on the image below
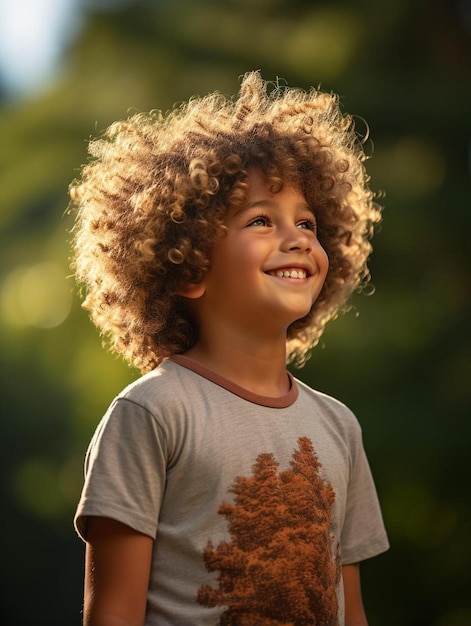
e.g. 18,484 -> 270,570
281,226 -> 312,254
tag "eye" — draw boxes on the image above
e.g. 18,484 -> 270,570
248,213 -> 272,227
297,217 -> 317,232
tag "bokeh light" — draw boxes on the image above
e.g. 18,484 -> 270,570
1,261 -> 72,329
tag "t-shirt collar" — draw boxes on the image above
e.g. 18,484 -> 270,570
169,354 -> 298,408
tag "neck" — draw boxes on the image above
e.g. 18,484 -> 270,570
184,322 -> 290,397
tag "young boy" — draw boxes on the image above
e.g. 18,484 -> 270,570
72,71 -> 389,626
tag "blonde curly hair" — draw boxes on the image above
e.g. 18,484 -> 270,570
70,71 -> 381,374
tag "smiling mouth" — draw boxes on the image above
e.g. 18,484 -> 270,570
267,268 -> 308,279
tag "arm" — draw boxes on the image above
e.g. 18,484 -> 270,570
83,517 -> 153,626
342,563 -> 368,626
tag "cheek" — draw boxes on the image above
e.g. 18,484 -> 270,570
226,239 -> 262,269
321,248 -> 329,275
207,244 -> 249,287
315,243 -> 329,278
209,235 -> 268,284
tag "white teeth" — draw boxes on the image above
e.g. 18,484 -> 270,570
272,269 -> 306,279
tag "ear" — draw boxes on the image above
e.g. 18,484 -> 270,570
176,282 -> 206,299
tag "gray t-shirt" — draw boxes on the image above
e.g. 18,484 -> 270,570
75,355 -> 389,626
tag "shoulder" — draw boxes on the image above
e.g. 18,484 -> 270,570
88,360 -> 195,441
86,360 -> 197,455
116,358 -> 194,411
294,377 -> 363,442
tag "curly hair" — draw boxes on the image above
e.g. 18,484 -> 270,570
70,71 -> 381,373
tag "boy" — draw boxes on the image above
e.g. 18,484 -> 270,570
72,71 -> 389,626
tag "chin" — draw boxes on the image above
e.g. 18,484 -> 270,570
285,309 -> 312,326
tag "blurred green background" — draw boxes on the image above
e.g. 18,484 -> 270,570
0,0 -> 469,624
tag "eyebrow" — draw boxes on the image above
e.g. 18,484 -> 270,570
243,199 -> 316,216
244,197 -> 313,210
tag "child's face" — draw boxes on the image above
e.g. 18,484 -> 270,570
196,169 -> 329,334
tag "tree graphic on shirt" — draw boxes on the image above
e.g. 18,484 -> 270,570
197,436 -> 340,626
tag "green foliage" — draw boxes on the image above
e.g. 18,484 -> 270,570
0,0 -> 469,624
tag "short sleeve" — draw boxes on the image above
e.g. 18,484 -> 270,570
340,428 -> 389,564
74,397 -> 167,541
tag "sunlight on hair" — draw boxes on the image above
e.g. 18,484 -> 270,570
0,261 -> 72,329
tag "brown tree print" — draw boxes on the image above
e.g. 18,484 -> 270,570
197,437 -> 341,626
